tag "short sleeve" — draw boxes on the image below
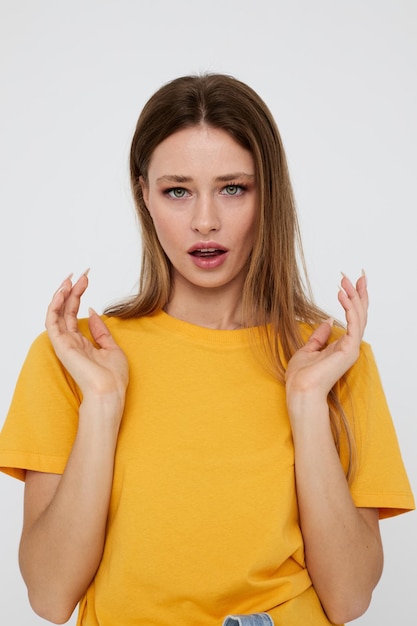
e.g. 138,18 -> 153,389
341,342 -> 415,518
0,331 -> 81,480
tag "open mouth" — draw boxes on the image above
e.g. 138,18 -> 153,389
190,248 -> 226,258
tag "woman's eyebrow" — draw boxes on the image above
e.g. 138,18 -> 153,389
156,174 -> 191,184
215,172 -> 255,182
156,172 -> 255,184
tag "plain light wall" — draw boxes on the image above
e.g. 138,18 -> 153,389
0,1 -> 415,624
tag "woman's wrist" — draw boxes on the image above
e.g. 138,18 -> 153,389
79,390 -> 126,427
286,391 -> 329,421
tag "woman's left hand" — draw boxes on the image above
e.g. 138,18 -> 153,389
285,272 -> 368,407
285,271 -> 383,625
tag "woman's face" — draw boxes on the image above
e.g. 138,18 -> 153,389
141,125 -> 258,303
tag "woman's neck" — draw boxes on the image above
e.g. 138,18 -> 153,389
164,286 -> 244,331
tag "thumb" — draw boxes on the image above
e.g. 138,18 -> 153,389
304,318 -> 334,352
88,308 -> 116,350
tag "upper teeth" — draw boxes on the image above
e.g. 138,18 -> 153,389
198,248 -> 216,252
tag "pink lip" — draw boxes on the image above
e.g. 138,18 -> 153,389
187,241 -> 228,254
187,241 -> 229,269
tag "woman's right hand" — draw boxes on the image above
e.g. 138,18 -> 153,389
20,273 -> 129,622
45,272 -> 129,419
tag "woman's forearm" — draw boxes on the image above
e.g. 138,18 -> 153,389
290,397 -> 383,625
19,395 -> 121,624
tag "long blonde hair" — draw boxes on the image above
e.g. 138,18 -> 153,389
105,74 -> 356,480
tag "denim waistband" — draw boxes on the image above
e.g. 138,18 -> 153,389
222,613 -> 274,626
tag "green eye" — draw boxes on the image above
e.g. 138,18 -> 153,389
222,184 -> 246,196
168,188 -> 187,198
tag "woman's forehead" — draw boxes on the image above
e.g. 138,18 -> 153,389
147,126 -> 255,181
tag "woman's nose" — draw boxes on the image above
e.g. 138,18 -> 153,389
191,196 -> 221,234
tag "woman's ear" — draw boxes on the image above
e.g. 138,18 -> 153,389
139,176 -> 149,207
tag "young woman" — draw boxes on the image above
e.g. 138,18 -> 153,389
0,74 -> 414,626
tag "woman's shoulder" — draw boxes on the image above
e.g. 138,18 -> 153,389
25,315 -> 152,359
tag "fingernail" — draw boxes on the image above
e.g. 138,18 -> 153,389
361,268 -> 367,286
56,273 -> 73,292
76,268 -> 91,281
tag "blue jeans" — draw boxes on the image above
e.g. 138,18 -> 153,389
222,614 -> 274,626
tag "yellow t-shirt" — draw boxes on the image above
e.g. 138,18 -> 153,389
0,311 -> 414,626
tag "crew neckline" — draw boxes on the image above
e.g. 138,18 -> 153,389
148,309 -> 257,345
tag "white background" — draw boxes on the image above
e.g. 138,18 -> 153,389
0,1 -> 415,624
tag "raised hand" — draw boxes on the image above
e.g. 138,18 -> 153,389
285,272 -> 368,410
45,272 -> 129,417
18,275 -> 130,618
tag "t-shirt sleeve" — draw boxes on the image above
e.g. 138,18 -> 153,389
0,330 -> 81,481
342,341 -> 415,519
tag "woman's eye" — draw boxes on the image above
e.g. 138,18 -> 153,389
167,188 -> 188,199
221,184 -> 244,196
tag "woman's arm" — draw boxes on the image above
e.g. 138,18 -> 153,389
285,273 -> 383,625
19,273 -> 129,624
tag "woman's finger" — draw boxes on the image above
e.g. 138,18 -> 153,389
45,275 -> 74,337
340,272 -> 368,314
304,318 -> 334,354
356,271 -> 369,307
338,272 -> 369,343
62,271 -> 90,332
87,309 -> 124,353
